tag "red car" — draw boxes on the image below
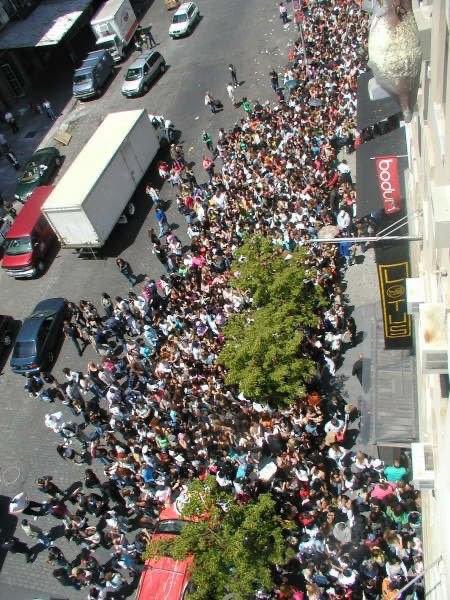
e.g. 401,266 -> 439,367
136,505 -> 194,600
2,186 -> 56,278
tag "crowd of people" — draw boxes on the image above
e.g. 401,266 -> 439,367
5,1 -> 424,599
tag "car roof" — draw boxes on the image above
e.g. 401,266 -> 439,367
128,51 -> 159,69
32,147 -> 56,157
16,316 -> 42,342
6,186 -> 54,239
175,2 -> 195,13
32,297 -> 65,317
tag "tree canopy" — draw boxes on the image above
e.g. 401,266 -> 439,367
219,235 -> 327,407
144,477 -> 288,600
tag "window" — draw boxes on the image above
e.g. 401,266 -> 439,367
0,62 -> 25,97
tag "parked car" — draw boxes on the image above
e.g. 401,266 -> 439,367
169,2 -> 200,38
136,505 -> 194,600
0,315 -> 15,355
73,50 -> 114,100
2,186 -> 56,279
10,298 -> 66,375
121,51 -> 166,97
14,147 -> 61,203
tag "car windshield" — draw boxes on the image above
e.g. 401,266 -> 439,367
5,237 -> 32,255
98,40 -> 116,50
155,519 -> 187,535
125,67 -> 142,81
173,13 -> 188,23
32,310 -> 56,319
12,340 -> 36,358
74,73 -> 92,84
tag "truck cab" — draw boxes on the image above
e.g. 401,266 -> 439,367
91,0 -> 138,63
2,186 -> 56,278
96,33 -> 125,62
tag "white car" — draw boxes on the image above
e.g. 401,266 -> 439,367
169,2 -> 200,38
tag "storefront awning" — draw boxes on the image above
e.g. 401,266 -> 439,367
356,125 -> 408,218
0,0 -> 93,50
357,299 -> 418,446
357,69 -> 402,130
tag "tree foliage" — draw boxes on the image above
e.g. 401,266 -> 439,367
219,235 -> 327,407
144,477 -> 287,600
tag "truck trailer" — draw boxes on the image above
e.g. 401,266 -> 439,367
42,110 -> 168,249
91,0 -> 138,63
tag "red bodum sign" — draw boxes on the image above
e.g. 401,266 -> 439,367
374,155 -> 401,214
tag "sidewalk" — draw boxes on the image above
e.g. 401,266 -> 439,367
0,72 -> 76,202
338,152 -> 417,457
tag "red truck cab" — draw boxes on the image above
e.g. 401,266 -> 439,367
2,186 -> 56,278
136,505 -> 194,600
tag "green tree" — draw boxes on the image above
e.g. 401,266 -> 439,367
219,234 -> 327,406
144,477 -> 288,600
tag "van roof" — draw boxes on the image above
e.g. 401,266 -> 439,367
6,185 -> 53,239
92,0 -> 131,22
42,110 -> 148,211
78,50 -> 106,68
128,50 -> 158,69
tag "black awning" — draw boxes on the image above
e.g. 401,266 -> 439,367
357,70 -> 402,130
356,125 -> 412,350
355,125 -> 408,218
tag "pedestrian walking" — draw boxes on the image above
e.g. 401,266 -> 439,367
149,227 -> 168,270
202,155 -> 215,183
241,97 -> 253,116
145,184 -> 161,207
147,25 -> 156,48
100,292 -> 114,318
5,149 -> 19,170
201,130 -> 214,153
42,99 -> 57,120
228,63 -> 239,87
63,320 -> 84,357
155,207 -> 169,238
204,91 -> 217,114
36,475 -> 64,499
269,69 -> 279,91
4,111 -> 18,133
9,492 -> 46,516
116,257 -> 138,287
0,537 -> 34,561
21,518 -> 52,547
279,2 -> 288,24
226,83 -> 236,106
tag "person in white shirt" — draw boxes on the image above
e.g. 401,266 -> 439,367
337,209 -> 351,230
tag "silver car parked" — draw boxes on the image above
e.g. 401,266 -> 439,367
121,51 -> 166,97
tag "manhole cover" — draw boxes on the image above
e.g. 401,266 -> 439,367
259,46 -> 280,55
24,130 -> 38,139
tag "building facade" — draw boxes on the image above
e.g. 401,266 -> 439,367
407,0 -> 450,596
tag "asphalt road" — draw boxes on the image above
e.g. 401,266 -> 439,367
0,0 -> 299,597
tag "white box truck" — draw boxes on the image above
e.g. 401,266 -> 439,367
91,0 -> 138,63
42,109 -> 170,249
